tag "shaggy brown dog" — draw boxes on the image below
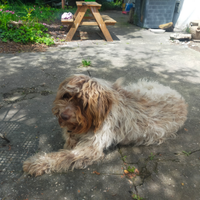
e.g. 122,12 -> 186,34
23,74 -> 187,176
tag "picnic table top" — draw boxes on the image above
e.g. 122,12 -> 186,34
76,1 -> 101,7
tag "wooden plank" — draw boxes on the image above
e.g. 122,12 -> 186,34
101,15 -> 116,25
80,21 -> 98,25
76,1 -> 101,7
90,7 -> 113,41
83,16 -> 95,20
61,18 -> 74,25
74,6 -> 81,18
65,6 -> 88,41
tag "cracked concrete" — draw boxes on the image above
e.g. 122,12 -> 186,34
0,11 -> 200,200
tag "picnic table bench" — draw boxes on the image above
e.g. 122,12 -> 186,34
61,1 -> 116,41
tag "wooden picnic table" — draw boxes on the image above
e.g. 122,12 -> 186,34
61,1 -> 116,41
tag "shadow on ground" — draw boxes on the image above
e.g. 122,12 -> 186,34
0,12 -> 200,200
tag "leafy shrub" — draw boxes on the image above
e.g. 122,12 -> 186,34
0,7 -> 54,45
0,3 -> 75,46
99,0 -> 122,11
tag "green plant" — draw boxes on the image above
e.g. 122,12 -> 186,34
182,151 -> 191,156
82,59 -> 91,67
185,26 -> 190,33
132,194 -> 143,200
122,155 -> 127,162
149,153 -> 155,160
100,0 -> 122,11
127,166 -> 135,173
0,3 -> 76,46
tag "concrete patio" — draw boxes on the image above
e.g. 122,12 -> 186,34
0,11 -> 200,200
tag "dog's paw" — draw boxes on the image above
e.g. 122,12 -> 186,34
23,157 -> 50,176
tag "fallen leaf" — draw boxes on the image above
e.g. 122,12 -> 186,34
124,170 -> 129,174
135,168 -> 139,175
93,171 -> 100,175
181,183 -> 184,186
128,173 -> 136,178
78,190 -> 80,193
184,128 -> 188,131
8,145 -> 11,151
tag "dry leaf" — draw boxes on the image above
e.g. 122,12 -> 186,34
181,183 -> 184,186
124,170 -> 129,174
78,190 -> 80,193
135,168 -> 139,174
93,171 -> 100,175
184,128 -> 188,131
128,173 -> 136,178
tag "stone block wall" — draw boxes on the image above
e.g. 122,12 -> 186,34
134,0 -> 176,28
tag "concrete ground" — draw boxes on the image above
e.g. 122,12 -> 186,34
0,11 -> 200,200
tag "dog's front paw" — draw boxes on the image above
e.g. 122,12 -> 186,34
23,156 -> 50,176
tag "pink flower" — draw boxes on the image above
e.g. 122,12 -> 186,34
10,11 -> 12,13
34,5 -> 35,7
41,11 -> 42,13
12,12 -> 15,14
34,9 -> 35,10
6,10 -> 9,12
43,23 -> 46,25
0,9 -> 2,11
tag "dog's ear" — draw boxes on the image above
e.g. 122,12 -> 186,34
112,77 -> 124,90
82,81 -> 115,133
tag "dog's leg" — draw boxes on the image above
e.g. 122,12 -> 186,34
63,132 -> 79,150
23,140 -> 104,176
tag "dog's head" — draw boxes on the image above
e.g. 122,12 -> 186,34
52,74 -> 117,134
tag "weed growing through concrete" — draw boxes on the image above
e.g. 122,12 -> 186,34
82,59 -> 91,67
185,26 -> 190,34
127,166 -> 135,173
132,194 -> 143,200
182,151 -> 191,156
122,155 -> 127,162
149,153 -> 155,160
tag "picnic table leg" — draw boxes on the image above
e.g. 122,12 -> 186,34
65,6 -> 88,41
74,6 -> 81,18
90,7 -> 113,42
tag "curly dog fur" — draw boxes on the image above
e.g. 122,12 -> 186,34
23,74 -> 187,176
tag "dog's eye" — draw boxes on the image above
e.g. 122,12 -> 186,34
63,93 -> 71,99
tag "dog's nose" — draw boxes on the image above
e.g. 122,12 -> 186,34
61,113 -> 70,120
